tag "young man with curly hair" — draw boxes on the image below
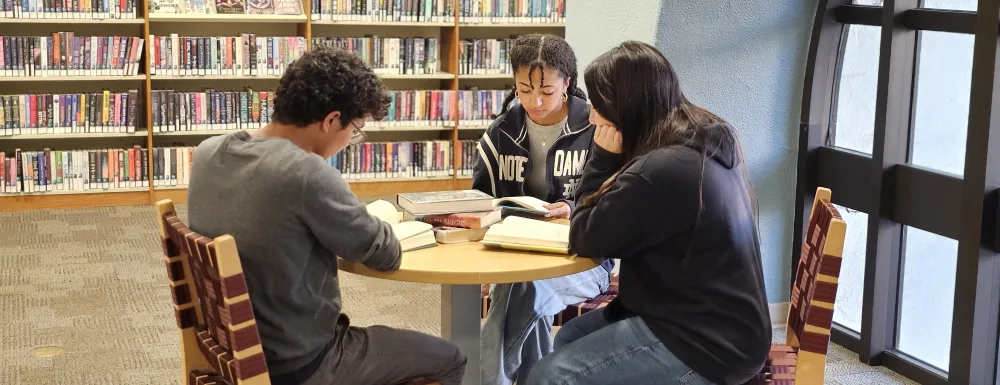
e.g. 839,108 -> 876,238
186,47 -> 467,385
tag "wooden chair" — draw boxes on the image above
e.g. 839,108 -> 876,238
155,199 -> 440,385
480,273 -> 620,326
744,187 -> 846,385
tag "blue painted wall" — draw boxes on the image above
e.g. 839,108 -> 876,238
567,1 -> 815,303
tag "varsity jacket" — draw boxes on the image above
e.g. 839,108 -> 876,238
473,96 -> 615,274
472,95 -> 595,209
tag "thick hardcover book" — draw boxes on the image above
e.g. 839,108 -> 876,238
418,210 -> 501,229
396,189 -> 494,215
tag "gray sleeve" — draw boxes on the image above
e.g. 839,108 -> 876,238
299,163 -> 402,271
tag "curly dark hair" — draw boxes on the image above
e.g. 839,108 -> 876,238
498,33 -> 587,115
272,46 -> 390,127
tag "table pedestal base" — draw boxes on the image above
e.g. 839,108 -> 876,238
441,284 -> 482,385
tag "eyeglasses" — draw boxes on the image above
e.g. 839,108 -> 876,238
349,120 -> 367,145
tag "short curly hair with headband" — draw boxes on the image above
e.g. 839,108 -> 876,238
272,46 -> 391,127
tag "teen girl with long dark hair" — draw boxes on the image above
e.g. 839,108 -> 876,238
524,41 -> 771,385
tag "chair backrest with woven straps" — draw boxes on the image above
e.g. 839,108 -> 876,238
784,187 -> 846,384
155,199 -> 271,385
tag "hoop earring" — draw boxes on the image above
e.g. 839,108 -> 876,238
562,92 -> 568,102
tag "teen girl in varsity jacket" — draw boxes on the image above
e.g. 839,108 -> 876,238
471,92 -> 594,207
472,34 -> 613,385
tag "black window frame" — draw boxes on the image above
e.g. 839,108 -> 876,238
797,1 -> 1000,384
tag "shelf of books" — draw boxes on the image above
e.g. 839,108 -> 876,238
0,0 -> 565,211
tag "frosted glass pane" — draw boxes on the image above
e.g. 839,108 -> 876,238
910,31 -> 974,177
833,25 -> 880,154
922,0 -> 977,10
832,205 -> 867,332
897,226 -> 957,371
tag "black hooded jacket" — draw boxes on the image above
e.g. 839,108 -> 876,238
569,123 -> 771,385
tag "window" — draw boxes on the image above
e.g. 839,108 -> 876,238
921,0 -> 977,11
833,24 -> 881,155
910,31 -> 974,177
852,0 -> 883,5
896,226 -> 957,371
832,204 -> 868,332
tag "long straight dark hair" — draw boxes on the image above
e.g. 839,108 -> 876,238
582,41 -> 757,242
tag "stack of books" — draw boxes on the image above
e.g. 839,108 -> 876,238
393,189 -> 571,254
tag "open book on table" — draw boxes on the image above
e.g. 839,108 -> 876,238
492,196 -> 552,217
366,200 -> 437,252
480,216 -> 570,255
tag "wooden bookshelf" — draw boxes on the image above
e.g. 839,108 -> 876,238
0,1 -> 564,211
458,73 -> 510,79
2,131 -> 148,140
148,13 -> 307,22
312,20 -> 453,27
0,189 -> 150,211
152,177 -> 473,204
0,75 -> 146,82
459,22 -> 564,28
0,18 -> 145,24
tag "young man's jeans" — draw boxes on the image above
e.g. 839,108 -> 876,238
481,265 -> 610,385
523,309 -> 715,385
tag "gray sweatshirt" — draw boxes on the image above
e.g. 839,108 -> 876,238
187,131 -> 401,375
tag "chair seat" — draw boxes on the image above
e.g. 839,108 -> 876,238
481,274 -> 620,326
742,344 -> 797,385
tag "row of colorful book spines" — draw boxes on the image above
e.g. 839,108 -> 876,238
0,119 -> 494,136
0,147 -> 147,193
0,92 -> 507,127
148,36 -> 306,72
0,87 -> 506,119
312,37 -> 439,54
148,108 -> 503,130
326,140 -> 456,175
0,36 -> 144,75
147,112 -> 495,132
0,0 -> 135,16
0,93 -> 139,132
458,0 -> 565,17
307,0 -> 565,18
147,89 -> 508,123
313,38 -> 439,72
0,11 -> 136,18
310,0 -> 452,19
153,92 -> 487,130
0,144 -> 482,193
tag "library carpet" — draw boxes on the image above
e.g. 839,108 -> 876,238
1,204 -> 915,385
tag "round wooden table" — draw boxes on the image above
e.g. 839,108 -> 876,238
339,241 -> 601,385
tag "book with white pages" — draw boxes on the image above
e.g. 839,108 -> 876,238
492,195 -> 551,217
366,200 -> 438,252
480,216 -> 570,254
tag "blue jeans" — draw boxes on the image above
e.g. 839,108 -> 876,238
480,266 -> 609,385
523,309 -> 716,385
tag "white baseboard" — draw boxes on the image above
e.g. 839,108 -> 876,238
770,302 -> 789,329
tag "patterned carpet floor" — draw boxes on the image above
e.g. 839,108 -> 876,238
0,204 -> 915,385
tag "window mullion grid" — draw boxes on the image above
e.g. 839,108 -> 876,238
948,0 -> 1000,383
859,0 -> 918,365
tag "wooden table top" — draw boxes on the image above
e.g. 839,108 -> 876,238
338,241 -> 600,285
